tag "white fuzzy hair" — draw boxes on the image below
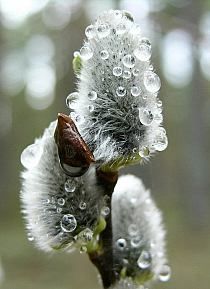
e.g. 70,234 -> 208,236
112,175 -> 167,283
20,121 -> 104,252
69,10 -> 168,164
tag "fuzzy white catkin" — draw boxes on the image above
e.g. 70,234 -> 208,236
112,175 -> 168,284
68,10 -> 168,164
20,121 -> 105,252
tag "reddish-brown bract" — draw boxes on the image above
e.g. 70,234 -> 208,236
54,113 -> 95,176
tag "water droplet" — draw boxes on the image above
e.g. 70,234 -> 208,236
132,68 -> 140,76
88,91 -> 97,101
158,265 -> 171,282
65,179 -> 76,193
61,214 -> 77,232
57,207 -> 62,213
157,99 -> 162,107
137,250 -> 151,269
113,66 -> 122,76
149,64 -> 153,70
79,201 -> 87,210
139,108 -> 154,126
80,45 -> 93,60
57,198 -> 65,206
101,206 -> 110,217
139,147 -> 150,157
134,42 -> 151,61
123,70 -> 131,79
128,224 -> 138,236
116,86 -> 126,97
27,233 -> 34,242
66,92 -> 79,109
97,23 -> 110,38
78,228 -> 93,243
131,237 -> 142,248
21,143 -> 43,169
116,238 -> 127,251
131,86 -> 141,97
73,51 -> 80,57
153,132 -> 168,151
116,23 -> 126,35
144,71 -> 161,93
85,24 -> 95,39
122,54 -> 135,68
133,147 -> 138,153
88,104 -> 95,112
100,50 -> 109,60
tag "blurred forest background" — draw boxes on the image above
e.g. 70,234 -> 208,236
0,0 -> 210,288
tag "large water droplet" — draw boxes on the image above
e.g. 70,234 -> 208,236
116,86 -> 126,97
131,86 -> 141,97
97,23 -> 110,38
80,45 -> 93,60
85,25 -> 95,39
123,70 -> 131,79
57,198 -> 65,206
134,41 -> 151,61
116,23 -> 126,35
79,201 -> 87,210
61,214 -> 77,232
65,179 -> 76,193
122,54 -> 135,68
139,108 -> 154,126
66,92 -> 79,109
21,143 -> 43,169
116,238 -> 127,251
158,265 -> 171,282
88,91 -> 97,101
144,71 -> 161,93
137,250 -> 152,269
113,66 -> 122,76
100,50 -> 109,60
153,132 -> 168,151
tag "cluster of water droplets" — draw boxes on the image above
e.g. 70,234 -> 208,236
68,10 -> 168,160
114,219 -> 171,283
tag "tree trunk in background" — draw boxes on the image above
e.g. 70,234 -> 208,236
183,1 -> 209,228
